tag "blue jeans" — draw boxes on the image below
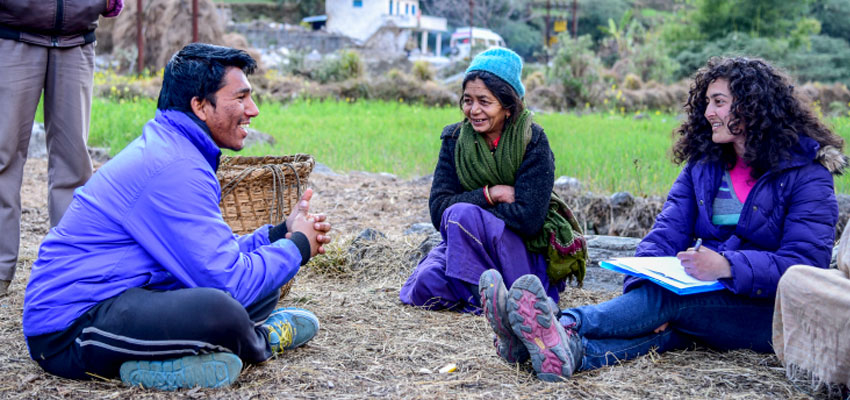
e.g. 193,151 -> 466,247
559,282 -> 775,371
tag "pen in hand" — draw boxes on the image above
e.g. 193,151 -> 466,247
693,238 -> 703,252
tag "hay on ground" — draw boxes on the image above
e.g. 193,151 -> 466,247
0,160 -> 819,399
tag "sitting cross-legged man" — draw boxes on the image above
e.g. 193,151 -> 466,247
23,43 -> 332,391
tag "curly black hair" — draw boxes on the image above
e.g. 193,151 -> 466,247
672,57 -> 844,178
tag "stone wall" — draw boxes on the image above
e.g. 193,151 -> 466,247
228,22 -> 355,53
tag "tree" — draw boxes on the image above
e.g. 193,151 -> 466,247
419,0 -> 532,29
811,0 -> 850,43
690,0 -> 813,39
420,0 -> 542,58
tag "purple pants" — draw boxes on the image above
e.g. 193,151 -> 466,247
400,203 -> 561,313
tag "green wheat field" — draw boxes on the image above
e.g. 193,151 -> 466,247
45,98 -> 850,196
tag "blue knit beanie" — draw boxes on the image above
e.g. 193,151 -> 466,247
465,47 -> 525,98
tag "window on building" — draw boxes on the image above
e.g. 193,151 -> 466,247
389,1 -> 393,14
353,0 -> 362,7
412,5 -> 416,15
405,4 -> 409,14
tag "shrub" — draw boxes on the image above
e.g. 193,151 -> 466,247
783,35 -> 850,87
524,70 -> 546,94
411,61 -> 434,81
314,49 -> 364,84
629,34 -> 679,84
546,34 -> 603,107
623,73 -> 643,90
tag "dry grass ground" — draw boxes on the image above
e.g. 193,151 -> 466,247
0,159 -> 823,399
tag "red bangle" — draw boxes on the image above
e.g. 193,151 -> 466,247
483,185 -> 495,206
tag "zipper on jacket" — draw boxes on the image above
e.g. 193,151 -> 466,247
53,0 -> 64,36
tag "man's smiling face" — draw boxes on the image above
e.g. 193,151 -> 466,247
197,67 -> 259,151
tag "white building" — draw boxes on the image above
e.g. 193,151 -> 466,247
325,0 -> 448,57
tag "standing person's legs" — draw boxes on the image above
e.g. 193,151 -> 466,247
43,43 -> 94,226
0,39 -> 47,285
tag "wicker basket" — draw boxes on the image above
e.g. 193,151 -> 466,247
217,154 -> 315,235
217,154 -> 315,300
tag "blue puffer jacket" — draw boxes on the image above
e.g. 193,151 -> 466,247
627,135 -> 843,298
23,110 -> 305,337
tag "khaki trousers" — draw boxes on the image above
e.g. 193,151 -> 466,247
0,39 -> 94,281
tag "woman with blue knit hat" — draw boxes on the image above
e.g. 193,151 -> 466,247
399,48 -> 586,333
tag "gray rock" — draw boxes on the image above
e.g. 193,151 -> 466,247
577,235 -> 642,293
347,228 -> 390,271
355,228 -> 386,242
414,231 -> 442,263
312,162 -> 338,176
404,222 -> 437,236
27,122 -> 46,159
610,191 -> 635,209
242,127 -> 277,149
837,194 -> 850,214
88,147 -> 111,164
585,235 -> 641,267
408,174 -> 433,186
581,266 -> 624,293
554,176 -> 581,191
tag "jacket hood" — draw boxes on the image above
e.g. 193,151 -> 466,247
816,144 -> 847,175
772,134 -> 847,175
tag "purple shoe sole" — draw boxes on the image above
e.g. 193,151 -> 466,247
506,275 -> 576,382
479,270 -> 529,364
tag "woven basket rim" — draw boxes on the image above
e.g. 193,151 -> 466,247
220,154 -> 314,166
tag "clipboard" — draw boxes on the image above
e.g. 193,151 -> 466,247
600,257 -> 725,295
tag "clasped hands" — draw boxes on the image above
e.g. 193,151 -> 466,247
285,188 -> 332,256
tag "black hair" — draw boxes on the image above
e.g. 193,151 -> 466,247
672,56 -> 844,178
157,43 -> 257,112
460,70 -> 525,123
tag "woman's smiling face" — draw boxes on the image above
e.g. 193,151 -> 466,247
462,78 -> 510,139
704,78 -> 745,153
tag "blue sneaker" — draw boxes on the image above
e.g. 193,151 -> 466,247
119,352 -> 242,391
479,269 -> 530,364
263,307 -> 319,355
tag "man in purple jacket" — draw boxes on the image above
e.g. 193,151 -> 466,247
0,0 -> 123,296
23,43 -> 331,391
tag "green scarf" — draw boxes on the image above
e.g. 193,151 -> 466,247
454,110 -> 587,285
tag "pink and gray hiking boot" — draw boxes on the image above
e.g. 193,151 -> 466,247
479,269 -> 529,364
506,274 -> 583,382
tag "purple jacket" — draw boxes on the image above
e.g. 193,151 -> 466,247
24,110 -> 306,337
627,135 -> 843,298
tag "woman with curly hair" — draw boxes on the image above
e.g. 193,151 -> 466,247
476,56 -> 846,382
